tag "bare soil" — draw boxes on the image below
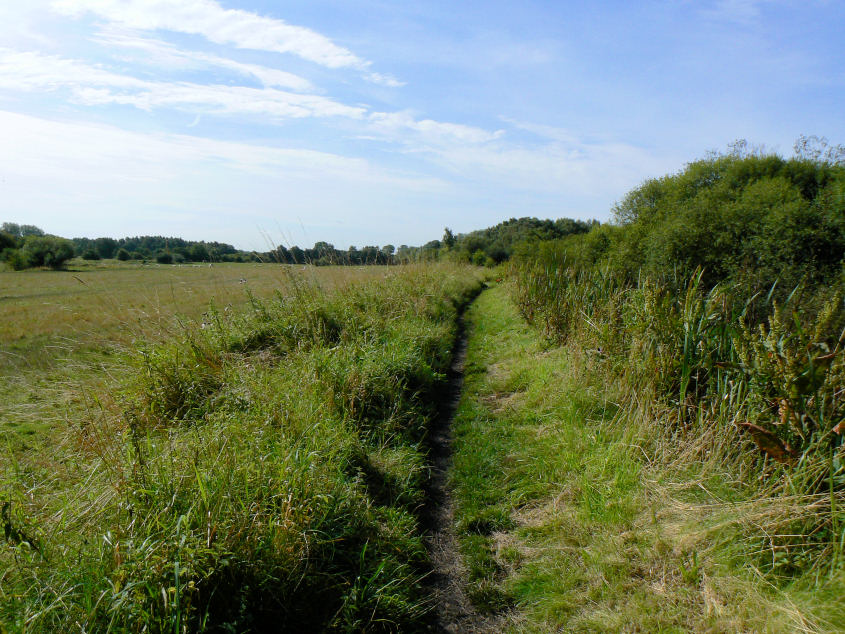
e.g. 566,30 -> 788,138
422,305 -> 502,633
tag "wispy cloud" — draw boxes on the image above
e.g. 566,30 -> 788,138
52,0 -> 402,86
96,29 -> 315,91
700,0 -> 768,24
368,111 -> 504,145
0,48 -> 365,119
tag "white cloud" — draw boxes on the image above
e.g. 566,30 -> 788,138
96,29 -> 315,91
0,109 -> 449,248
364,72 -> 406,88
53,0 -> 364,69
0,109 -> 443,187
368,111 -> 504,145
0,48 -> 365,119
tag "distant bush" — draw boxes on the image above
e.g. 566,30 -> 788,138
0,230 -> 17,251
82,249 -> 101,260
5,249 -> 30,270
155,251 -> 174,264
21,236 -> 75,269
116,248 -> 130,261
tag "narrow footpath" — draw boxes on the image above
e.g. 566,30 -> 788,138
422,293 -> 501,633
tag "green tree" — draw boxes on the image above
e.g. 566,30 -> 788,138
116,248 -> 131,261
94,237 -> 118,259
2,223 -> 45,238
21,236 -> 75,269
189,243 -> 210,262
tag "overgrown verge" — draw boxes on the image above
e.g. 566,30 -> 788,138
0,263 -> 484,632
482,149 -> 845,630
451,284 -> 843,631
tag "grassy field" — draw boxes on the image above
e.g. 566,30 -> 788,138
451,284 -> 843,632
0,260 -> 385,361
0,261 -> 385,449
1,262 -> 485,631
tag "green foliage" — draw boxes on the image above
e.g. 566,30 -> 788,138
1,223 -> 44,238
0,231 -> 17,251
20,236 -> 75,269
453,216 -> 596,264
596,152 -> 845,295
116,248 -> 130,261
0,264 -> 485,632
155,250 -> 174,264
508,143 -> 845,590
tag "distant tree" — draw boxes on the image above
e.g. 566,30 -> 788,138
7,249 -> 30,271
94,237 -> 118,259
116,248 -> 131,261
2,223 -> 45,238
381,244 -> 395,257
0,231 -> 17,251
189,243 -> 210,262
442,228 -> 456,249
156,251 -> 174,264
360,246 -> 379,263
288,246 -> 305,264
21,236 -> 74,269
82,249 -> 101,260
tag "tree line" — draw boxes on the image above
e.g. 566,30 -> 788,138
2,215 -> 599,270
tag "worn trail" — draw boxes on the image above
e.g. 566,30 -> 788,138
422,296 -> 499,633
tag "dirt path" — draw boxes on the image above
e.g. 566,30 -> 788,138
422,300 -> 501,633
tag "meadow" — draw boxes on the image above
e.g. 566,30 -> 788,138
0,260 -> 485,631
0,261 -> 384,447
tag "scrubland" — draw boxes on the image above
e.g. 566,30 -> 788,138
445,151 -> 845,631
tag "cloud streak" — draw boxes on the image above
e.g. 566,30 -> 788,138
52,0 -> 402,86
96,29 -> 315,91
0,48 -> 365,119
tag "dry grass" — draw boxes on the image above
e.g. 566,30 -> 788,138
0,261 -> 387,451
0,261 -> 384,359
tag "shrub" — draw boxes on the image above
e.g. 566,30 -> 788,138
20,236 -> 75,269
156,251 -> 174,264
5,248 -> 30,270
116,248 -> 130,261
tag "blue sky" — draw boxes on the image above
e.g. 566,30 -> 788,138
1,0 -> 843,250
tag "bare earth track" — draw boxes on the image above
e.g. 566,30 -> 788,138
422,296 -> 502,633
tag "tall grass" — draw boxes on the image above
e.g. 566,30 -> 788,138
511,257 -> 845,581
0,263 -> 484,632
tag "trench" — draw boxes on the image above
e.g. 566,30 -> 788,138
421,291 -> 499,633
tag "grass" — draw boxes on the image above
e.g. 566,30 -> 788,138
0,261 -> 386,451
0,262 -> 485,631
451,283 -> 844,632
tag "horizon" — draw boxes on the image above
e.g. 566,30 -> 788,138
2,1 -> 844,251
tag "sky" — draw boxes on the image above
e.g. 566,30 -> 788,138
1,0 -> 843,251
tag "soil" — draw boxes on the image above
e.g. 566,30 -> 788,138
422,302 -> 502,633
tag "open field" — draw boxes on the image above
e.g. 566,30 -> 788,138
0,260 -> 385,363
0,262 -> 388,452
1,262 -> 486,631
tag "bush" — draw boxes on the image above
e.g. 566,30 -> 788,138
0,231 -> 17,251
20,236 -> 75,269
156,251 -> 174,264
5,248 -> 30,270
81,249 -> 101,260
116,248 -> 130,261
